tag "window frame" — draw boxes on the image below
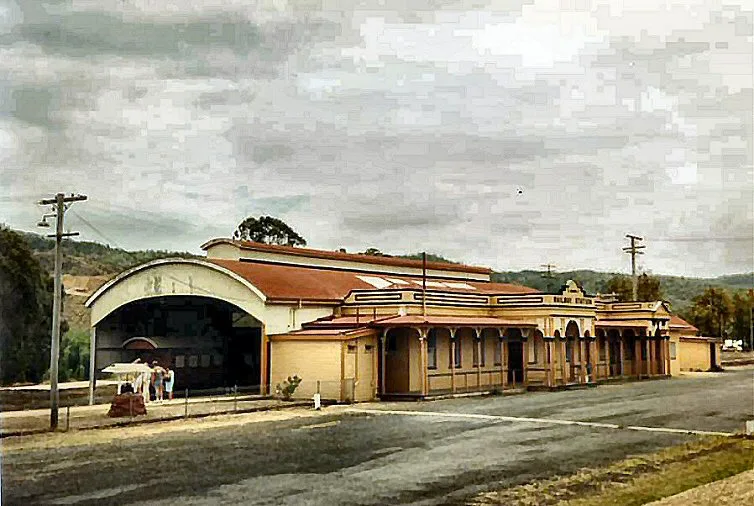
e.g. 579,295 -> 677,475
427,330 -> 438,369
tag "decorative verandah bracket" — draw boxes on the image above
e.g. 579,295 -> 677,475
449,327 -> 458,393
542,335 -> 557,388
498,327 -> 507,389
474,327 -> 482,389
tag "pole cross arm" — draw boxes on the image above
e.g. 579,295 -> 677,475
46,232 -> 80,238
38,194 -> 88,205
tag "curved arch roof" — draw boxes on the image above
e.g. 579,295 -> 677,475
85,256 -> 539,308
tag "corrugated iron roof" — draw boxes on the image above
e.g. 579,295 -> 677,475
201,238 -> 492,274
270,327 -> 377,341
206,259 -> 538,302
669,315 -> 699,331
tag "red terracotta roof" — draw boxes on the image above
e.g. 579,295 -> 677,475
206,259 -> 538,302
669,315 -> 698,332
306,316 -> 397,327
201,238 -> 492,274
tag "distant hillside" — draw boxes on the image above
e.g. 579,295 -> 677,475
20,231 -> 195,277
492,270 -> 753,316
18,230 -> 752,318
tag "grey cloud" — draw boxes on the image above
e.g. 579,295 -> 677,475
0,0 -> 751,277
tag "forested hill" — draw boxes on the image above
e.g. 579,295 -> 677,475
492,270 -> 752,315
18,230 -> 752,315
19,231 -> 196,277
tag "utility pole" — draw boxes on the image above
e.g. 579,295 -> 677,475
623,234 -> 645,301
541,264 -> 556,292
38,193 -> 87,430
422,252 -> 427,317
749,304 -> 753,352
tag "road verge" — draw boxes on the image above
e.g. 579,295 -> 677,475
470,436 -> 754,506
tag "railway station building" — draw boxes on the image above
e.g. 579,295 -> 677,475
86,239 -> 721,402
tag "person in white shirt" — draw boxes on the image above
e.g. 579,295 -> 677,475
141,366 -> 152,404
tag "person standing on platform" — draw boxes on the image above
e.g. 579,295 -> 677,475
164,366 -> 175,401
152,361 -> 165,402
141,363 -> 152,404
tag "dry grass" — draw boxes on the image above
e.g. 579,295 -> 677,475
470,436 -> 754,506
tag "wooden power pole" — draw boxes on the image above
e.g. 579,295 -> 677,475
623,234 -> 645,301
541,264 -> 556,292
38,193 -> 87,430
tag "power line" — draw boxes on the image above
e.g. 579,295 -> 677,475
651,236 -> 752,243
67,209 -> 253,305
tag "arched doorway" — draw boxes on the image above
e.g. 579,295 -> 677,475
86,258 -> 271,395
565,321 -> 580,382
623,329 -> 637,376
98,296 -> 263,391
504,328 -> 524,385
607,329 -> 621,376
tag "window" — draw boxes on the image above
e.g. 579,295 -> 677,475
188,355 -> 198,368
670,342 -> 677,360
364,345 -> 374,353
175,355 -> 185,368
641,341 -> 647,360
449,338 -> 461,368
427,332 -> 437,369
565,339 -> 573,362
213,354 -> 223,366
473,337 -> 485,367
347,344 -> 357,354
493,339 -> 502,366
599,338 -> 606,361
201,354 -> 211,367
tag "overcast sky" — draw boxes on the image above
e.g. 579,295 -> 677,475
1,0 -> 752,277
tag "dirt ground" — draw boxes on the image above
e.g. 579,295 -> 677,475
646,469 -> 754,506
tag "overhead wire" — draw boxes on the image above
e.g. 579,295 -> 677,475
66,209 -> 254,305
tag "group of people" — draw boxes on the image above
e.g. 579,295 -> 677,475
131,359 -> 175,404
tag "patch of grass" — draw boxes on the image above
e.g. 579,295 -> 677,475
471,436 -> 754,506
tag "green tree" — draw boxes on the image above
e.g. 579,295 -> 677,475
689,287 -> 733,337
400,253 -> 459,264
637,273 -> 663,301
0,226 -> 55,385
602,275 -> 633,301
59,329 -> 90,381
600,273 -> 662,301
233,216 -> 307,246
730,290 -> 754,350
360,248 -> 387,256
